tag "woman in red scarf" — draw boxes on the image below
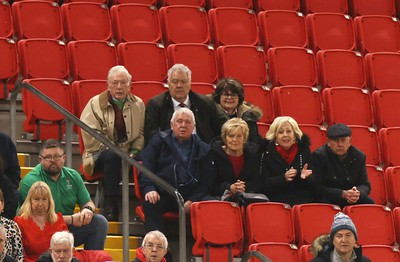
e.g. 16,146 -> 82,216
133,231 -> 167,262
257,116 -> 315,206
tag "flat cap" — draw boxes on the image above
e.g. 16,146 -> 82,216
327,124 -> 352,139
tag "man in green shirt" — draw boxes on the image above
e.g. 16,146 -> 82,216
19,139 -> 108,250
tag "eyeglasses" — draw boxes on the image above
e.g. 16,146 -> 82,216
109,80 -> 129,87
40,154 -> 65,162
221,92 -> 238,98
170,79 -> 189,86
145,243 -> 165,251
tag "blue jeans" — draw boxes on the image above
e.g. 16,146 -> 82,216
68,214 -> 108,250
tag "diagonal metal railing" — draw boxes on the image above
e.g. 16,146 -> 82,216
240,250 -> 272,262
9,82 -> 187,262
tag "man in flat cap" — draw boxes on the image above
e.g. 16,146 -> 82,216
311,124 -> 374,208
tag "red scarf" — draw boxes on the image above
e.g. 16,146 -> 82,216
135,247 -> 167,262
276,143 -> 298,165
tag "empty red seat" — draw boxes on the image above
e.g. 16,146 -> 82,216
344,204 -> 395,246
255,0 -> 300,12
365,52 -> 400,91
159,0 -> 205,7
267,47 -> 317,87
167,43 -> 218,83
112,0 -> 157,5
272,85 -> 324,125
349,0 -> 396,17
393,207 -> 400,241
217,45 -> 267,85
0,2 -> 13,38
12,1 -> 63,40
386,166 -> 400,207
348,125 -> 380,166
71,80 -> 107,117
298,124 -> 326,152
159,5 -> 210,45
110,4 -> 162,43
322,87 -> 373,126
190,82 -> 215,95
299,244 -> 314,262
0,37 -> 18,99
306,13 -> 356,53
130,81 -> 168,104
257,122 -> 269,138
209,7 -> 259,47
366,165 -> 388,205
117,41 -> 168,82
316,49 -> 366,89
373,89 -> 400,129
362,245 -> 400,262
208,0 -> 252,8
301,0 -> 348,14
379,127 -> 400,167
248,242 -> 300,262
354,15 -> 400,54
68,40 -> 118,81
61,2 -> 112,41
243,84 -> 274,124
258,10 -> 308,50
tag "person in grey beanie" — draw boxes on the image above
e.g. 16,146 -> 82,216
310,212 -> 371,262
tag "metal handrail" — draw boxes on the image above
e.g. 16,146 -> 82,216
9,82 -> 186,262
240,250 -> 272,262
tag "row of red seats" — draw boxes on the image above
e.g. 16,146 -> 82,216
191,201 -> 400,261
2,1 -> 400,54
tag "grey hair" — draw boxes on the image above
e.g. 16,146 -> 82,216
142,230 -> 168,250
266,116 -> 303,141
167,64 -> 192,83
107,65 -> 132,83
50,231 -> 74,249
170,107 -> 196,125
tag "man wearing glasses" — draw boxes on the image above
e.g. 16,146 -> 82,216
19,139 -> 108,251
133,230 -> 168,262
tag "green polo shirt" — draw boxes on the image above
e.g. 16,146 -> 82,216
19,164 -> 91,215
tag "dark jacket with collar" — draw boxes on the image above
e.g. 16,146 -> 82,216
144,90 -> 228,145
312,144 -> 372,206
210,138 -> 261,196
310,240 -> 371,262
139,129 -> 213,202
257,134 -> 316,206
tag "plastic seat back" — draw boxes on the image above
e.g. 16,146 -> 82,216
349,0 -> 396,17
190,82 -> 215,95
301,0 -> 348,14
299,245 -> 314,262
243,84 -> 274,124
344,204 -> 395,246
255,0 -> 300,12
365,52 -> 400,91
386,167 -> 400,207
0,37 -> 18,99
0,2 -> 13,38
113,0 -> 157,4
248,242 -> 300,262
393,207 -> 400,242
366,165 -> 387,205
362,245 -> 400,262
379,127 -> 400,167
130,81 -> 168,104
110,3 -> 162,43
373,90 -> 400,129
72,80 -> 107,117
298,124 -> 326,152
208,0 -> 252,8
349,125 -> 380,166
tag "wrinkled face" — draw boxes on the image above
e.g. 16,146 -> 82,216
107,71 -> 131,101
171,113 -> 195,142
31,192 -> 49,216
40,147 -> 66,177
333,229 -> 356,257
143,235 -> 167,262
276,122 -> 295,150
328,137 -> 351,157
168,70 -> 190,103
219,91 -> 239,113
51,242 -> 73,262
225,128 -> 245,153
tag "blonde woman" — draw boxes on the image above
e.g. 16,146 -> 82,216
258,116 -> 315,206
14,182 -> 68,262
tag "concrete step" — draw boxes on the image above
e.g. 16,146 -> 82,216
17,153 -> 30,167
105,248 -> 136,262
105,235 -> 141,249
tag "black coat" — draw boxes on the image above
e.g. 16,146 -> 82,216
210,138 -> 261,196
258,135 -> 316,206
311,144 -> 372,207
144,91 -> 228,145
310,242 -> 371,262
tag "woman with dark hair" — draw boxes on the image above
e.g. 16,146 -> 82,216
0,157 -> 17,220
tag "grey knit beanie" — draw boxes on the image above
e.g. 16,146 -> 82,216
330,212 -> 358,241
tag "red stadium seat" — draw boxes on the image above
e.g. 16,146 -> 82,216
248,242 -> 300,262
68,40 -> 118,81
18,39 -> 69,80
0,2 -> 13,39
130,81 -> 168,104
348,125 -> 380,166
246,202 -> 295,248
207,0 -> 252,8
366,165 -> 387,205
190,82 -> 215,95
12,1 -> 63,40
298,124 -> 326,152
110,4 -> 162,43
393,207 -> 400,241
354,15 -> 400,54
299,245 -> 314,262
373,90 -> 400,129
349,0 -> 396,17
112,0 -> 157,4
267,47 -> 317,87
159,5 -> 210,45
257,122 -> 269,138
365,52 -> 400,91
362,245 -> 400,262
71,80 -> 107,117
217,45 -> 267,85
258,10 -> 308,50
191,201 -> 244,259
344,204 -> 395,246
386,166 -> 400,207
208,7 -> 259,47
322,87 -> 373,126
167,43 -> 218,83
0,37 -> 18,99
244,84 -> 274,124
292,203 -> 341,246
255,0 -> 300,12
301,0 -> 348,14
117,42 -> 168,82
316,49 -> 366,89
272,85 -> 323,125
379,127 -> 400,167
61,2 -> 112,41
306,13 -> 356,53
159,0 -> 205,7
